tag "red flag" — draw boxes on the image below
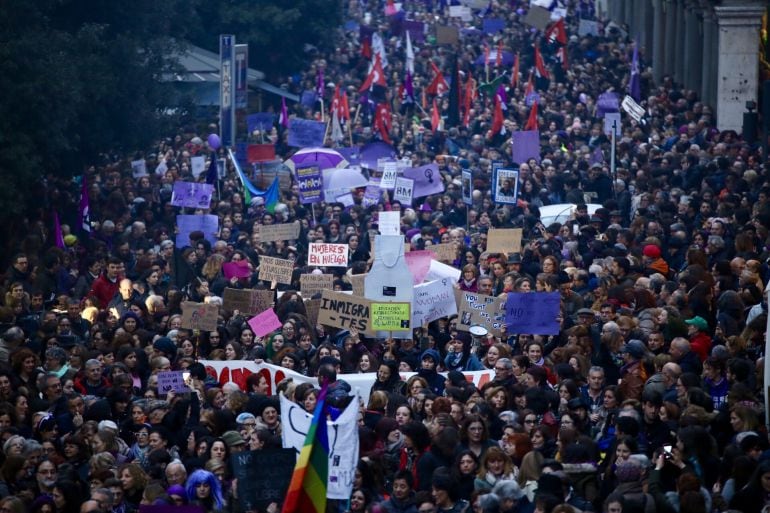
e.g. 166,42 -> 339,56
359,54 -> 387,92
524,70 -> 534,96
511,52 -> 520,88
525,101 -> 538,130
375,102 -> 392,143
361,37 -> 372,59
534,46 -> 549,79
426,62 -> 449,96
341,91 -> 350,121
545,18 -> 567,45
496,40 -> 503,68
431,99 -> 441,132
556,46 -> 568,71
491,95 -> 504,135
421,88 -> 427,110
463,72 -> 474,127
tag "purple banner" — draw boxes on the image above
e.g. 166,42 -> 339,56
287,119 -> 326,148
596,92 -> 620,118
171,182 -> 215,209
296,166 -> 323,204
403,164 -> 445,198
504,292 -> 561,335
511,130 -> 541,165
482,18 -> 506,34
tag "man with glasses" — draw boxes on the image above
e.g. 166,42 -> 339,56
482,358 -> 516,392
4,252 -> 32,292
236,412 -> 258,439
35,460 -> 58,495
32,373 -> 67,414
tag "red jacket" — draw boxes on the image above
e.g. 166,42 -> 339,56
690,332 -> 712,362
88,274 -> 119,309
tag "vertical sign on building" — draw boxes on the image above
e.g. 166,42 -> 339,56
220,35 -> 236,148
235,44 -> 249,110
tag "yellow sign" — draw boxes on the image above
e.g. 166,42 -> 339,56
369,302 -> 411,332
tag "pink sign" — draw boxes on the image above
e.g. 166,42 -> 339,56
247,308 -> 282,338
404,250 -> 433,285
308,243 -> 349,267
223,260 -> 250,279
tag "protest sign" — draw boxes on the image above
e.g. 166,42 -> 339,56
393,177 -> 414,204
448,5 -> 472,21
403,164 -> 444,198
403,20 -> 426,42
232,449 -> 295,510
257,221 -> 301,243
171,182 -> 214,209
380,162 -> 398,189
621,95 -> 645,122
308,243 -> 349,267
247,144 -> 276,163
493,168 -> 520,205
482,18 -> 506,34
578,18 -> 599,36
190,156 -> 206,178
504,292 -> 561,335
603,113 -> 622,136
287,119 -> 325,147
363,182 -> 381,207
435,26 -> 459,45
318,290 -> 371,333
412,278 -> 458,326
511,130 -> 541,165
462,169 -> 473,205
175,214 -> 219,247
370,302 -> 411,331
426,242 -> 457,262
258,256 -> 294,285
378,211 -> 401,236
404,250 -> 433,285
304,298 -> 321,328
426,259 -> 461,282
157,371 -> 191,396
295,166 -> 323,204
486,228 -> 523,254
180,302 -> 219,331
222,288 -> 273,316
246,112 -> 275,133
455,291 -> 506,337
222,260 -> 250,279
336,193 -> 355,207
280,393 -> 359,499
247,309 -> 282,337
131,159 -> 147,178
524,5 -> 551,30
596,92 -> 620,118
300,273 -> 334,298
350,273 -> 367,296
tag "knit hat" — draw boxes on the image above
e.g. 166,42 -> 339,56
643,244 -> 661,258
153,337 -> 176,358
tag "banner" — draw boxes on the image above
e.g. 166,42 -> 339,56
504,292 -> 561,335
247,144 -> 276,163
247,308 -> 282,337
256,221 -> 301,243
296,166 -> 323,204
258,256 -> 294,285
455,290 -> 506,337
180,302 -> 219,331
222,288 -> 273,316
318,290 -> 371,333
300,274 -> 335,298
171,182 -> 214,209
280,393 -> 359,500
308,243 -> 349,267
232,449 -> 295,510
486,228 -> 523,254
175,214 -> 219,248
393,177 -> 414,204
412,278 -> 458,326
288,119 -> 326,148
369,302 -> 411,331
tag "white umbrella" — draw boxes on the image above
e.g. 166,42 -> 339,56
322,168 -> 369,201
538,203 -> 602,227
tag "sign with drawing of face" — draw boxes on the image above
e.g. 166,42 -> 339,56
493,168 -> 519,205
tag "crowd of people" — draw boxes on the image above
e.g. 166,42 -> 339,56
3,0 -> 770,512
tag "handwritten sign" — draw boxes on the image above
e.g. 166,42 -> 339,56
455,291 -> 506,337
378,211 -> 401,236
300,274 -> 335,298
425,242 -> 457,262
180,301 -> 219,331
412,278 -> 458,326
258,256 -> 294,285
318,290 -> 372,333
222,288 -> 273,316
486,228 -> 523,254
257,222 -> 301,243
308,243 -> 349,267
370,302 -> 411,331
288,119 -> 325,148
247,308 -> 282,337
393,177 -> 414,204
232,449 -> 295,510
350,273 -> 367,297
296,166 -> 323,204
223,260 -> 251,279
157,371 -> 191,396
380,162 -> 398,189
504,292 -> 561,335
171,182 -> 214,209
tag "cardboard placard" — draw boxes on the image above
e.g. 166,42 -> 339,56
300,273 -> 335,298
369,302 -> 411,331
318,290 -> 371,333
412,278 -> 458,326
308,243 -> 349,267
258,256 -> 294,285
304,298 -> 321,328
436,25 -> 460,45
524,5 -> 551,30
157,371 -> 191,396
426,242 -> 457,262
350,273 -> 367,297
180,301 -> 219,331
222,288 -> 274,316
454,290 -> 506,337
256,221 -> 301,243
231,449 -> 295,511
486,228 -> 523,254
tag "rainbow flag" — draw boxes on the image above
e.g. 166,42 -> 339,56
227,149 -> 280,212
282,384 -> 329,513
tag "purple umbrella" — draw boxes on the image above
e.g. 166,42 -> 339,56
473,50 -> 515,67
285,147 -> 348,173
360,142 -> 397,170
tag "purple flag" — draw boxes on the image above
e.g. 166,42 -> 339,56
590,146 -> 604,165
403,164 -> 445,198
482,18 -> 505,34
53,211 -> 64,249
496,85 -> 507,107
78,175 -> 91,234
511,130 -> 540,164
629,43 -> 641,102
404,72 -> 414,103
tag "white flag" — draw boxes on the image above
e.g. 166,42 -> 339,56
331,109 -> 344,142
405,30 -> 414,75
372,33 -> 388,68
